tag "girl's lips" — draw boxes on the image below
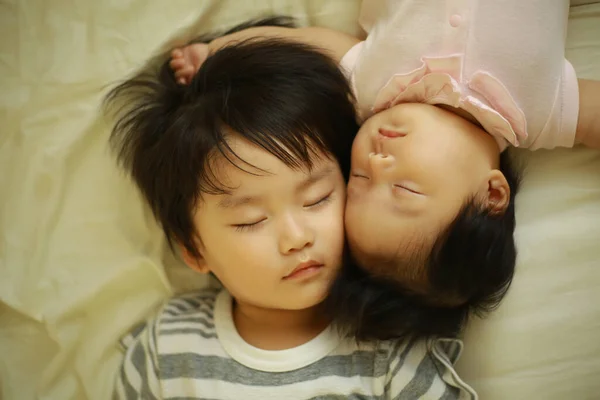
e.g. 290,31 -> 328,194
378,128 -> 405,138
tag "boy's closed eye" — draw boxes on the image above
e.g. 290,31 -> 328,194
230,191 -> 334,233
232,219 -> 266,232
305,192 -> 333,208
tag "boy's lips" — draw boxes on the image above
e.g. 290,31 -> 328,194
283,260 -> 324,280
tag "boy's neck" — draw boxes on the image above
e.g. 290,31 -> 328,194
232,300 -> 331,351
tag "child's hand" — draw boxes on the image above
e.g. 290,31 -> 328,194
169,43 -> 209,85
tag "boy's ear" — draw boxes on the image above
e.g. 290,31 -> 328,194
179,243 -> 210,274
485,169 -> 510,214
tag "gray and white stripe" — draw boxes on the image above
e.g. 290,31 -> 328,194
115,289 -> 477,400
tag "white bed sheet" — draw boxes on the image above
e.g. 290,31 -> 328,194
456,4 -> 600,399
0,2 -> 361,399
0,1 -> 598,399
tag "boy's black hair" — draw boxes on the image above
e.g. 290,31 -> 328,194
104,17 -> 358,259
326,151 -> 520,341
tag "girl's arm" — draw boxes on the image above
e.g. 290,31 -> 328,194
575,79 -> 600,149
171,25 -> 360,85
208,26 -> 360,63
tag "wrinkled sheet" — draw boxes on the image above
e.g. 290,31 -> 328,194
456,4 -> 600,399
0,1 -> 361,399
0,1 -> 598,399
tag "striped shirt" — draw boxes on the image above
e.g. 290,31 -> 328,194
115,288 -> 477,400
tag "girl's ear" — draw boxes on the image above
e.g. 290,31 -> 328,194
486,169 -> 510,214
179,243 -> 210,274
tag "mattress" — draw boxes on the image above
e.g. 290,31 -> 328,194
0,1 -> 598,399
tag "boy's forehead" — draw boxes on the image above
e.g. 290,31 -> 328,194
215,154 -> 335,191
195,131 -> 340,204
213,134 -> 332,177
215,133 -> 289,172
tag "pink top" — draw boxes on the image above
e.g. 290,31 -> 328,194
341,0 -> 579,150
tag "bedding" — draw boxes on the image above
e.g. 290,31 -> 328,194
456,4 -> 600,398
0,1 -> 598,399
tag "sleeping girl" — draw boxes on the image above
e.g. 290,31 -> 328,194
170,0 -> 600,342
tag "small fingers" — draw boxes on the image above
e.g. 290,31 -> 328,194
174,67 -> 194,85
169,58 -> 186,70
174,67 -> 191,79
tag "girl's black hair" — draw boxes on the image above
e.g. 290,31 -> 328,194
326,151 -> 521,341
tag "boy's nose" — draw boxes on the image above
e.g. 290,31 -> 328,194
279,214 -> 314,255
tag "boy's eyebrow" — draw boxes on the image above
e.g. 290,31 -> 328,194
217,195 -> 260,209
297,165 -> 335,191
217,165 -> 335,209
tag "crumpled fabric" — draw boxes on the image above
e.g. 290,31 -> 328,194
0,1 -> 361,399
371,54 -> 527,150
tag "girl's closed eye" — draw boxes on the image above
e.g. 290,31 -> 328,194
392,183 -> 423,196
